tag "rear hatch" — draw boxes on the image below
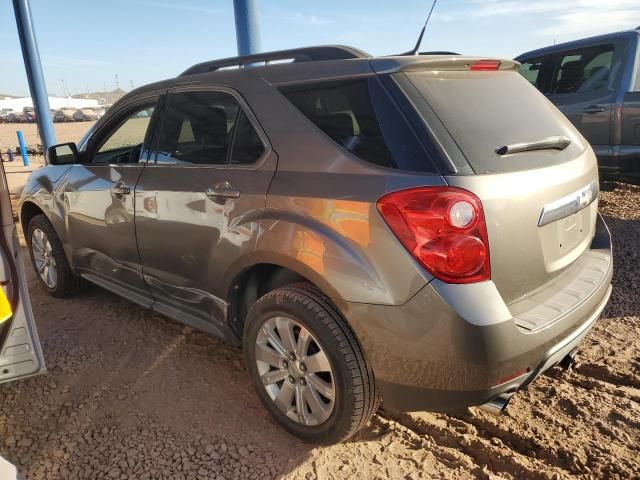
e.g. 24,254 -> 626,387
386,58 -> 599,304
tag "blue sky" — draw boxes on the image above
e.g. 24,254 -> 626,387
1,0 -> 639,96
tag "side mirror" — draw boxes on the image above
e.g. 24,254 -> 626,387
48,143 -> 79,165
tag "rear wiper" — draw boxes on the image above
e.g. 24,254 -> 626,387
496,136 -> 571,155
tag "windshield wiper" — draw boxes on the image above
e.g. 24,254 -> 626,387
496,136 -> 571,155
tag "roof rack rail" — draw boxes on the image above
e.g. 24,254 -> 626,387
181,45 -> 370,76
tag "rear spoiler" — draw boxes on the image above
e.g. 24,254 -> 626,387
371,57 -> 521,74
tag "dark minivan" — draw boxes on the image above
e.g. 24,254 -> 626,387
516,28 -> 640,180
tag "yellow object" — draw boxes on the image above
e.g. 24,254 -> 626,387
0,288 -> 12,324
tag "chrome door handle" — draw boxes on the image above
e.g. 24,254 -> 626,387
582,105 -> 606,114
111,182 -> 131,196
206,182 -> 241,201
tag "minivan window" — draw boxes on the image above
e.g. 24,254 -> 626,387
280,78 -> 435,172
156,91 -> 239,165
552,44 -> 617,94
95,106 -> 155,163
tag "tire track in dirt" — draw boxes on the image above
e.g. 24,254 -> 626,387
379,409 -> 569,480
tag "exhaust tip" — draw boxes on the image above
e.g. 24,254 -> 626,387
478,394 -> 512,416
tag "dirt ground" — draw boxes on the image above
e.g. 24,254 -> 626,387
0,151 -> 639,477
0,122 -> 94,152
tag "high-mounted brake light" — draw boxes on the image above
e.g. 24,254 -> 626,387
470,59 -> 501,71
377,187 -> 491,284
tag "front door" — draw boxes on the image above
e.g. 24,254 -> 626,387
0,160 -> 45,384
546,42 -> 623,149
65,97 -> 159,305
135,88 -> 276,336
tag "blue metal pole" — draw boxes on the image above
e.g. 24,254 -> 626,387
12,0 -> 56,157
16,131 -> 29,167
233,0 -> 261,56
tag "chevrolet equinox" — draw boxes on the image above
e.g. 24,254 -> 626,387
19,46 -> 613,444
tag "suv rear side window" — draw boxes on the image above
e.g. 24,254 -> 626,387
279,78 -> 435,172
155,90 -> 265,165
552,44 -> 617,94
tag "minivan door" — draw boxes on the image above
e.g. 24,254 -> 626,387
0,160 -> 45,383
135,88 -> 275,336
546,42 -> 624,151
65,96 -> 159,305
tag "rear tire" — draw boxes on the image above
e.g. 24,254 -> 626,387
26,214 -> 88,297
244,282 -> 378,444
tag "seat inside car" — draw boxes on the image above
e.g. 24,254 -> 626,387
184,106 -> 229,164
556,60 -> 585,93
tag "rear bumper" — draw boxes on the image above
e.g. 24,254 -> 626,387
341,214 -> 613,413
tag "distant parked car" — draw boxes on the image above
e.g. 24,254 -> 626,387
73,109 -> 98,122
516,27 -> 640,180
0,108 -> 15,123
22,106 -> 36,122
8,112 -> 29,123
53,109 -> 76,123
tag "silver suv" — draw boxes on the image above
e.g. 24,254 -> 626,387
19,46 -> 613,444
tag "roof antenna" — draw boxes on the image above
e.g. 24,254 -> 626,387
406,0 -> 439,56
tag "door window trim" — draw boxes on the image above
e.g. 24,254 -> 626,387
81,92 -> 162,167
147,85 -> 272,171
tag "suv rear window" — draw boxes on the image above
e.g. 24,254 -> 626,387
401,70 -> 586,174
279,78 -> 436,173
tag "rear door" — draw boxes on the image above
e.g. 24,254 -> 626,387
520,42 -> 626,152
0,160 -> 45,383
135,87 -> 275,336
547,42 -> 625,148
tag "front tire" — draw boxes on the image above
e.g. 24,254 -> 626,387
244,283 -> 378,444
26,214 -> 88,297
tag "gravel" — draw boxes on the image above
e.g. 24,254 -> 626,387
1,183 -> 639,479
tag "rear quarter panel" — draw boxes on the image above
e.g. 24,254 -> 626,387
238,70 -> 446,305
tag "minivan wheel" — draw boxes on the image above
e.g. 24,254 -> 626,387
244,283 -> 378,444
26,214 -> 88,297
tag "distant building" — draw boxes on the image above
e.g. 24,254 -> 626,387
0,96 -> 99,112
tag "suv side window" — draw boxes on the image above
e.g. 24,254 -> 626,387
94,105 -> 155,164
551,44 -> 617,94
155,90 -> 265,166
279,78 -> 434,172
229,110 -> 265,165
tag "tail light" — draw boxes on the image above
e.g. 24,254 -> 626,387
470,59 -> 501,71
377,186 -> 490,284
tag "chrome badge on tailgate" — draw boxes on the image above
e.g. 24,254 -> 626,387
538,181 -> 599,227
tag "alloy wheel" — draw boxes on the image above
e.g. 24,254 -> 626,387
31,228 -> 57,289
255,316 -> 336,426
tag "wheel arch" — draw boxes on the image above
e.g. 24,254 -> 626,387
226,261 -> 343,340
20,201 -> 46,236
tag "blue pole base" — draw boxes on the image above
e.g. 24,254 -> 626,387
16,130 -> 29,167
